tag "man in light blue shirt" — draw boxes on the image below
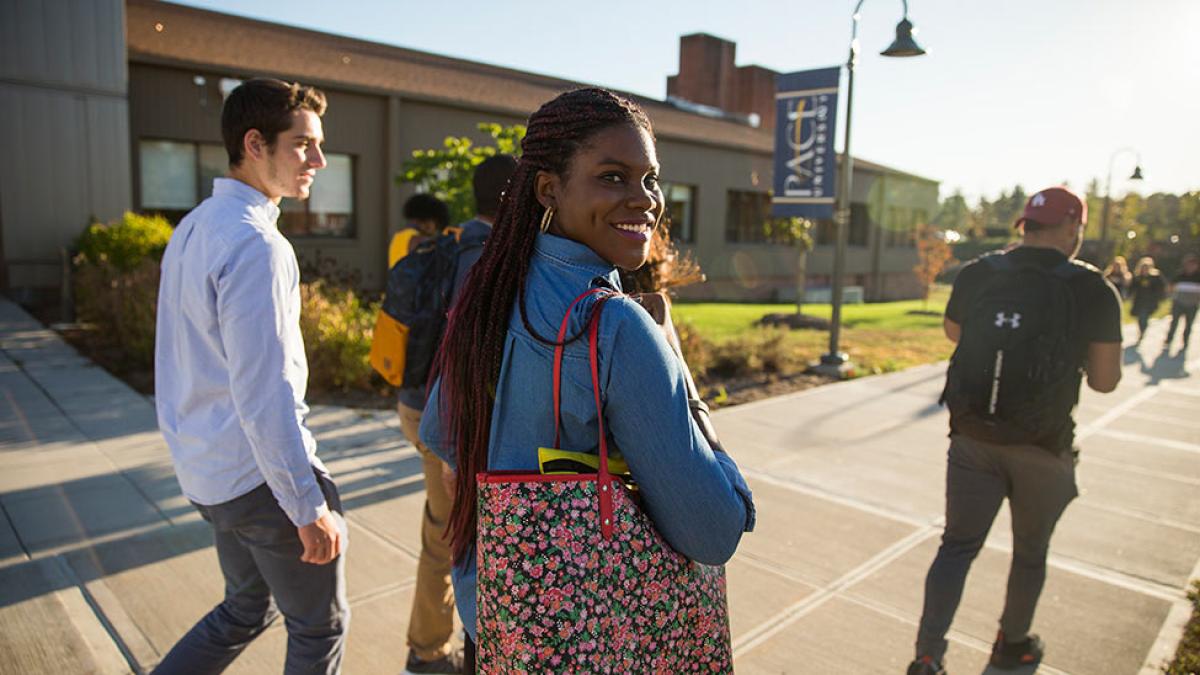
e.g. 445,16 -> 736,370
153,78 -> 348,674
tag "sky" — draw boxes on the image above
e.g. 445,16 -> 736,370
175,0 -> 1200,205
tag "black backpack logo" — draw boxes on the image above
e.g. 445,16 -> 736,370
940,254 -> 1085,448
381,228 -> 487,390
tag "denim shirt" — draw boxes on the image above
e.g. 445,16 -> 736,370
420,233 -> 755,641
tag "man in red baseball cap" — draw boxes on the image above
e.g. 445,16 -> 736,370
907,186 -> 1123,675
1014,186 -> 1087,239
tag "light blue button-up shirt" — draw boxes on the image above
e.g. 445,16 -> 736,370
155,178 -> 328,526
421,232 -> 755,640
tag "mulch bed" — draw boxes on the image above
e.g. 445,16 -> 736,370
699,371 -> 833,410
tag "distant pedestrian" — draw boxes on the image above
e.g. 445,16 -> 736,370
394,156 -> 515,675
1164,253 -> 1200,353
909,186 -> 1122,675
390,194 -> 451,269
1129,256 -> 1166,344
1103,255 -> 1131,298
153,78 -> 348,674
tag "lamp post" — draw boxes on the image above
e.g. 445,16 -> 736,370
816,0 -> 926,377
1099,147 -> 1143,250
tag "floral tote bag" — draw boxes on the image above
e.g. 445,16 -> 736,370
475,288 -> 732,673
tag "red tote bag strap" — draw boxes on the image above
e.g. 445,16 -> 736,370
549,287 -> 618,539
552,288 -> 611,449
587,295 -> 616,538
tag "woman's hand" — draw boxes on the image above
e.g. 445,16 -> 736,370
633,292 -> 682,357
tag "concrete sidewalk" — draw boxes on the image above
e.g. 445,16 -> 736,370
0,296 -> 1195,674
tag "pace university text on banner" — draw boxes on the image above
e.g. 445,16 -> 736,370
772,67 -> 840,220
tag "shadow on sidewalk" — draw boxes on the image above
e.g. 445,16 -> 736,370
1125,345 -> 1191,385
0,518 -> 213,609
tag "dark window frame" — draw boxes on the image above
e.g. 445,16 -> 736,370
725,190 -> 772,244
662,182 -> 698,244
136,137 -> 357,239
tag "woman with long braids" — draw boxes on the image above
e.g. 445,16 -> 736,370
419,88 -> 755,667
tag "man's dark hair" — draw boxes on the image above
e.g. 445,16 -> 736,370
403,193 -> 450,230
1021,218 -> 1051,233
221,78 -> 327,167
473,154 -> 518,219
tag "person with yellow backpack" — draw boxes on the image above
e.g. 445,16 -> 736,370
389,195 -> 449,269
374,157 -> 516,674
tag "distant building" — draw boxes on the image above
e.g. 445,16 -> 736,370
0,1 -> 938,305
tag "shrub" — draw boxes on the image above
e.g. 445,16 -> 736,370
73,258 -> 161,371
76,212 -> 173,273
72,213 -> 172,371
299,280 -> 379,393
707,329 -> 798,378
676,318 -> 714,380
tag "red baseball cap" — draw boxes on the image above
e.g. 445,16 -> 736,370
1015,186 -> 1087,228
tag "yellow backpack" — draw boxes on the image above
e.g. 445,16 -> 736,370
369,229 -> 421,385
368,226 -> 471,386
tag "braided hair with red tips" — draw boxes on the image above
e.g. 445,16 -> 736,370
431,88 -> 654,564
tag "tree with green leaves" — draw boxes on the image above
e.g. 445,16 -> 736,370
933,189 -> 970,234
762,216 -> 815,314
396,123 -> 526,226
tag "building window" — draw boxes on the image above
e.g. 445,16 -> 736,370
280,154 -> 355,237
849,203 -> 870,247
725,190 -> 771,243
138,139 -> 355,237
140,140 -> 200,212
812,204 -> 869,247
139,140 -> 229,223
815,218 -> 835,245
662,182 -> 696,243
884,206 -> 919,248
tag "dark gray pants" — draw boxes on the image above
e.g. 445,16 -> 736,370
915,435 -> 1077,662
1166,302 -> 1197,348
153,470 -> 350,674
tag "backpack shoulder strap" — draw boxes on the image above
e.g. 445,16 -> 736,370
457,224 -> 489,249
982,253 -> 1013,272
1051,259 -> 1089,281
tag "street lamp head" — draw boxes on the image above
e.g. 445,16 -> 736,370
882,18 -> 926,57
1130,165 -> 1144,180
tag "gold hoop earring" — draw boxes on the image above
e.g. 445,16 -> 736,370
540,206 -> 555,233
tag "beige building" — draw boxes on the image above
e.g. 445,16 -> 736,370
1,0 -> 938,304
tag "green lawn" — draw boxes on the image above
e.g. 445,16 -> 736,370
674,286 -> 950,341
673,286 -> 954,377
671,284 -> 1156,381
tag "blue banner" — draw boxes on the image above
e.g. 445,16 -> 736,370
772,66 -> 840,220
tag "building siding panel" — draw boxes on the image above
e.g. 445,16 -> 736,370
1,0 -> 125,95
86,96 -> 133,226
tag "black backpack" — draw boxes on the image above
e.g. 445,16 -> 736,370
940,254 -> 1086,449
382,227 -> 487,390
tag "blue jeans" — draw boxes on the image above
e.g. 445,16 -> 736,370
915,435 -> 1077,662
153,469 -> 349,674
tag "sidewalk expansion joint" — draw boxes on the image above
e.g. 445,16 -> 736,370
1082,455 -> 1200,488
739,467 -> 933,529
0,499 -> 31,560
732,524 -> 940,658
4,346 -> 175,526
53,554 -> 145,675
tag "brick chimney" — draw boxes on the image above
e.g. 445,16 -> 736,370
667,33 -> 778,129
